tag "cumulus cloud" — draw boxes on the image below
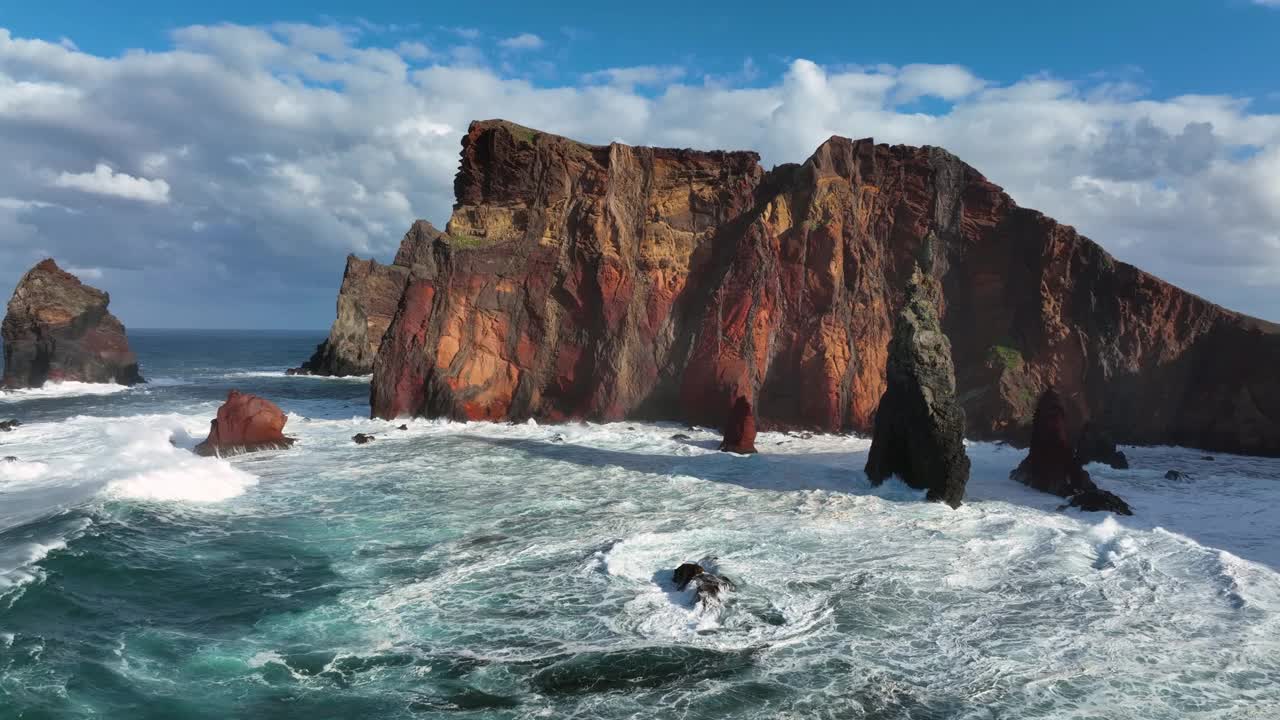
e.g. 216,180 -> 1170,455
0,24 -> 1278,328
498,33 -> 544,51
53,164 -> 171,204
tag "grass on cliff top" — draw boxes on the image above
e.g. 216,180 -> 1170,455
987,343 -> 1024,371
448,233 -> 497,249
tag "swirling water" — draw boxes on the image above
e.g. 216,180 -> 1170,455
0,330 -> 1278,719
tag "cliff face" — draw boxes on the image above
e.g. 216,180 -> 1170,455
367,119 -> 1280,457
2,259 -> 143,388
292,221 -> 443,376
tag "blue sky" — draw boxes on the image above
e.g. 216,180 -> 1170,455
11,0 -> 1280,102
1,1 -> 1279,328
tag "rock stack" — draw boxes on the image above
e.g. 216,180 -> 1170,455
1011,388 -> 1132,515
718,396 -> 758,454
864,262 -> 970,508
2,259 -> 143,389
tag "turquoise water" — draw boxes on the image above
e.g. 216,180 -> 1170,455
1,331 -> 1278,718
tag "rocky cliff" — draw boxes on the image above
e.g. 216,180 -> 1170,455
291,221 -> 443,376
2,259 -> 143,388
365,119 -> 1280,457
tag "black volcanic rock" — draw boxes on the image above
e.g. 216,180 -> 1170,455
1076,422 -> 1129,469
864,262 -> 970,508
1013,388 -> 1133,515
2,259 -> 142,388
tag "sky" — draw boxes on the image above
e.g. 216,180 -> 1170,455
2,1 -> 1280,328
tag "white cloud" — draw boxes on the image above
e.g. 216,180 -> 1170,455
498,33 -> 544,51
583,65 -> 686,87
395,41 -> 430,60
52,164 -> 171,204
1,23 -> 1279,326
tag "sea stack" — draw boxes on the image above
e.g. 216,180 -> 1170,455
1011,388 -> 1132,515
290,221 -> 444,376
2,259 -> 143,389
718,396 -> 758,454
195,390 -> 295,457
864,257 -> 970,508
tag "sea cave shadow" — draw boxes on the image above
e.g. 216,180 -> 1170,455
465,435 -> 924,504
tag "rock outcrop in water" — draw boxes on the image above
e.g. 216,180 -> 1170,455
349,119 -> 1279,457
718,396 -> 757,454
672,561 -> 735,605
291,221 -> 444,376
2,259 -> 143,389
1075,422 -> 1129,470
1012,388 -> 1132,514
864,262 -> 970,507
195,390 -> 295,456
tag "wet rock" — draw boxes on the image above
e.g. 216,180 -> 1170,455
718,396 -> 758,454
864,262 -> 970,508
353,433 -> 376,445
1075,422 -> 1129,469
1013,388 -> 1133,514
0,419 -> 19,432
194,390 -> 295,457
1201,455 -> 1215,461
397,424 -> 409,430
3,259 -> 143,388
2,456 -> 16,462
672,562 -> 735,604
1165,470 -> 1191,481
1068,488 -> 1133,515
670,433 -> 692,441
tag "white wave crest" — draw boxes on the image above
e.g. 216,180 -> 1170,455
0,381 -> 130,402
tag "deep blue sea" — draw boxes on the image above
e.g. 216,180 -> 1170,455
1,330 -> 1278,719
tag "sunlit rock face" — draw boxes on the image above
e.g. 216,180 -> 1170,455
363,119 -> 1280,457
3,259 -> 143,389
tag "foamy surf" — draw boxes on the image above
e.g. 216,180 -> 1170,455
0,380 -> 131,401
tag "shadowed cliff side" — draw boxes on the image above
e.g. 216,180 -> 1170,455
291,221 -> 444,376
365,119 -> 1280,457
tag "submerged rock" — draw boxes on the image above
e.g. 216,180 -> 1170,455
864,262 -> 970,508
397,424 -> 409,431
670,433 -> 692,441
353,433 -> 376,445
1013,388 -> 1133,515
672,562 -> 735,605
2,456 -> 16,462
1075,422 -> 1129,469
718,396 -> 758,454
0,419 -> 19,432
2,259 -> 143,389
1165,470 -> 1191,481
194,390 -> 295,457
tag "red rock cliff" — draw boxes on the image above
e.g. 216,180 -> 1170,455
367,119 -> 1280,457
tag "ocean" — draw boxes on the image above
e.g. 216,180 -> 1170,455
0,330 -> 1277,719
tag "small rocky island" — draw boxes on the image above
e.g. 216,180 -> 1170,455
2,259 -> 142,389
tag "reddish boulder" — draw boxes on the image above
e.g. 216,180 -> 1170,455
3,259 -> 143,388
1012,388 -> 1132,514
718,396 -> 758,454
195,390 -> 295,457
355,120 -> 1279,458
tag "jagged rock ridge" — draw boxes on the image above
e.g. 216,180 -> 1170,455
348,119 -> 1278,457
291,221 -> 444,376
3,259 -> 143,388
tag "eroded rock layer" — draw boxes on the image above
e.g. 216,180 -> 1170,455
3,259 -> 142,388
368,119 -> 1280,456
